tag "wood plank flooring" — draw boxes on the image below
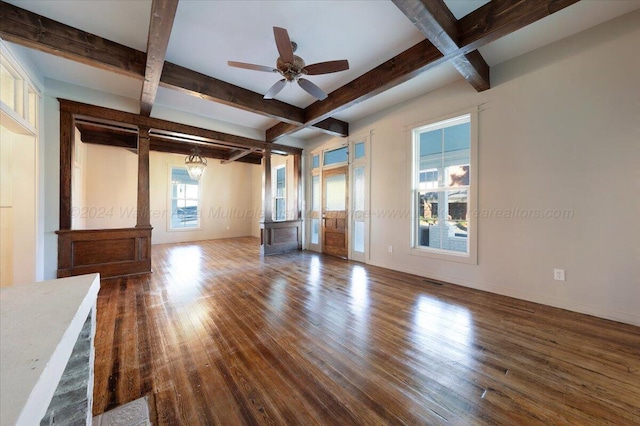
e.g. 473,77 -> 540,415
93,237 -> 640,425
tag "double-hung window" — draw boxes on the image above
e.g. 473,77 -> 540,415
411,112 -> 477,263
170,167 -> 200,229
273,165 -> 286,221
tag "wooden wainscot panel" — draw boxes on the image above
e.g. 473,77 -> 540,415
57,227 -> 152,278
260,220 -> 302,256
73,238 -> 136,266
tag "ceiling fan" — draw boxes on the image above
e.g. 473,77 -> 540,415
228,27 -> 349,101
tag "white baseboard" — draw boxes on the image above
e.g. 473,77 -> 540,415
366,259 -> 640,327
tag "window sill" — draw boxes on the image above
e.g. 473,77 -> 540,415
410,246 -> 477,265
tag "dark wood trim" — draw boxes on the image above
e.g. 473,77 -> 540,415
149,138 -> 263,165
294,154 -> 302,221
159,62 -> 349,135
260,220 -> 303,256
59,110 -> 74,230
0,2 -> 347,138
221,148 -> 258,164
267,40 -> 444,141
458,0 -> 581,52
160,62 -> 305,125
56,227 -> 152,278
266,0 -> 582,141
308,117 -> 349,138
136,127 -> 151,227
140,0 -> 179,116
0,1 -> 146,78
76,122 -> 262,164
77,125 -> 138,149
452,50 -> 490,92
262,149 -> 272,224
59,98 -> 302,155
391,0 -> 490,92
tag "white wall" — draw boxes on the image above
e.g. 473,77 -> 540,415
0,126 -> 37,286
149,151 -> 257,245
307,11 -> 640,325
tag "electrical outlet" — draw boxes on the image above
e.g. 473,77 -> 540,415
554,268 -> 565,281
388,245 -> 393,253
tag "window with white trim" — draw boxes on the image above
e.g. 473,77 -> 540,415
412,113 -> 476,262
170,167 -> 200,229
273,164 -> 286,221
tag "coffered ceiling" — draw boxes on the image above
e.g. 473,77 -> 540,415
2,0 -> 638,143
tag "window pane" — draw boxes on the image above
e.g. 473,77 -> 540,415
447,165 -> 469,187
312,175 -> 320,211
171,167 -> 199,229
28,86 -> 37,128
354,142 -> 365,159
275,198 -> 286,220
354,221 -> 365,253
354,167 -> 365,211
0,62 -> 16,110
325,173 -> 346,211
311,218 -> 319,244
324,147 -> 348,166
276,166 -> 286,197
312,155 -> 320,169
416,190 -> 467,253
185,183 -> 199,199
444,122 -> 470,152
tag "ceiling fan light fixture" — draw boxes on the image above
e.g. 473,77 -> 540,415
185,147 -> 207,181
227,26 -> 350,101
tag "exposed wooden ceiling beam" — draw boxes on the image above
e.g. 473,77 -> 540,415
458,0 -> 581,52
266,0 -> 581,142
391,0 -> 490,92
0,1 -> 145,78
159,62 -> 349,136
59,98 -> 302,155
267,39 -> 444,141
159,61 -> 305,124
221,148 -> 259,164
140,0 -> 179,116
0,1 -> 347,137
76,122 -> 262,164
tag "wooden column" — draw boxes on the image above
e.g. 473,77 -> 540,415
59,110 -> 74,230
136,127 -> 151,227
262,148 -> 273,223
260,149 -> 303,256
294,153 -> 302,221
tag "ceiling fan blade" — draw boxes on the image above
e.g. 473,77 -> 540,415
228,61 -> 277,73
273,27 -> 294,64
298,78 -> 328,100
264,79 -> 287,99
304,60 -> 350,75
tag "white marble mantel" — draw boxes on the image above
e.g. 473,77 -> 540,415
0,273 -> 100,426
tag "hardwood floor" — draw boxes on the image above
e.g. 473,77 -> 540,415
93,237 -> 640,425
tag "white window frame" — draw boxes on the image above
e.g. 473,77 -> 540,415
409,109 -> 478,264
168,165 -> 201,231
273,164 -> 286,221
349,136 -> 370,263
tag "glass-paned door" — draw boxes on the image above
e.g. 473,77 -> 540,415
322,166 -> 348,258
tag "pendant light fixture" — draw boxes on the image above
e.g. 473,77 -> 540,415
185,147 -> 207,180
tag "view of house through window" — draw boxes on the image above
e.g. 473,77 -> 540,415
413,115 -> 471,255
170,167 -> 200,229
